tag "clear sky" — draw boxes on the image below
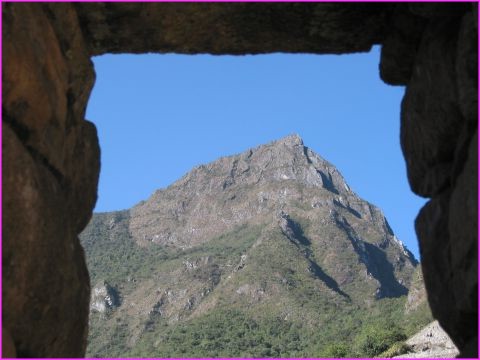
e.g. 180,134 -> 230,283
86,46 -> 426,259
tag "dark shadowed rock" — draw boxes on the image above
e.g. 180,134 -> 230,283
448,131 -> 478,355
415,141 -> 478,355
2,4 -> 98,356
74,3 -> 389,56
415,192 -> 456,347
401,17 -> 463,197
456,11 -> 478,124
2,124 -> 91,357
380,5 -> 426,85
408,3 -> 470,18
401,6 -> 478,357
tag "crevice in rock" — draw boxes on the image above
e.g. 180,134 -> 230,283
335,214 -> 409,299
2,111 -> 31,142
3,113 -> 66,187
302,146 -> 313,164
333,199 -> 362,219
307,258 -> 351,300
279,212 -> 350,300
317,170 -> 339,194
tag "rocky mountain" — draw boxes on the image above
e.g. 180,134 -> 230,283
80,134 -> 432,357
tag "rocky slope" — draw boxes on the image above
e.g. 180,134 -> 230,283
393,321 -> 459,358
80,134 -> 431,357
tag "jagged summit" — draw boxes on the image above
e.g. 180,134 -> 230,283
169,134 -> 348,199
270,133 -> 304,147
128,135 -> 416,267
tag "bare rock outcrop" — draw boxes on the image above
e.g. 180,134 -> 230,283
394,321 -> 459,358
90,281 -> 120,314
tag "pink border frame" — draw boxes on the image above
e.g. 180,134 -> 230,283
0,0 -> 478,359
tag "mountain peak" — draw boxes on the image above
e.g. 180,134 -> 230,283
134,136 -> 415,265
167,134 -> 350,200
273,133 -> 304,147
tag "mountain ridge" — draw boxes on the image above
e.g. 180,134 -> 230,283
80,134 -> 430,357
129,133 -> 414,254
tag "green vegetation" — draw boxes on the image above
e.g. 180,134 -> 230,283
121,301 -> 425,358
80,211 -> 433,358
80,211 -> 170,286
81,211 -> 261,289
319,343 -> 350,358
354,323 -> 406,357
378,341 -> 412,358
129,309 -> 308,357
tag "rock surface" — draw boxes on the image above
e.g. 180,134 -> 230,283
90,281 -> 120,313
74,3 -> 388,56
393,321 -> 459,358
2,4 -> 99,357
128,134 -> 418,294
404,266 -> 428,314
400,16 -> 464,197
2,2 -> 476,357
379,5 -> 426,85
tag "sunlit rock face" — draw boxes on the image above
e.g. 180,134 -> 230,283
90,281 -> 120,313
80,135 -> 420,356
2,2 -> 476,357
128,134 -> 417,294
393,320 -> 460,358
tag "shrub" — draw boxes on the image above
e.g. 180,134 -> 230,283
355,323 -> 406,357
320,342 -> 350,357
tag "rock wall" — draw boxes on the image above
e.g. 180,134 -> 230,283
384,5 -> 477,357
2,2 -> 477,357
3,3 -> 99,357
74,3 -> 388,55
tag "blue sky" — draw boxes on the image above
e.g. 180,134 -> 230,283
86,46 -> 426,259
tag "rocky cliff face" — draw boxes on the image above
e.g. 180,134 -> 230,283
130,134 -> 416,294
405,266 -> 428,314
80,135 -> 426,357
